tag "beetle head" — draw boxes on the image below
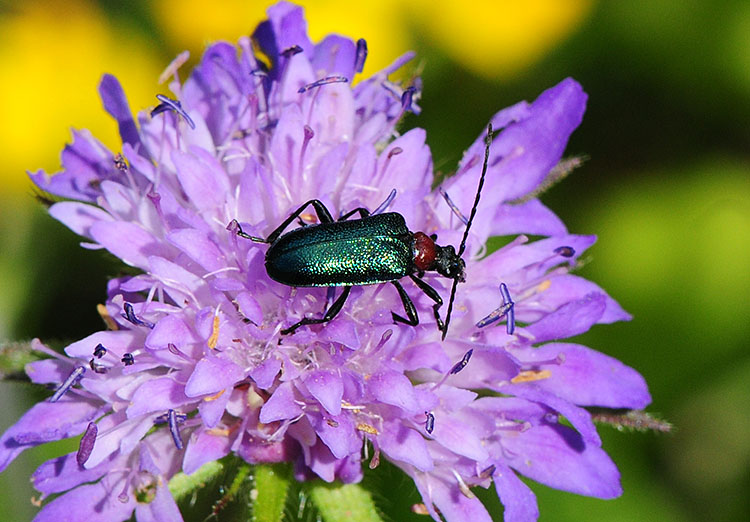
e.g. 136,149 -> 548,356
434,244 -> 466,282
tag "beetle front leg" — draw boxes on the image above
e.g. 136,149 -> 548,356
410,275 -> 445,333
391,281 -> 420,326
281,286 -> 352,335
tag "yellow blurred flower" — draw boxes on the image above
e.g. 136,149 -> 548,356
0,0 -> 162,195
154,0 -> 593,79
0,0 -> 593,197
153,0 -> 411,77
408,0 -> 594,76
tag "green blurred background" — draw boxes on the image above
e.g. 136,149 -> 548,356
0,1 -> 748,520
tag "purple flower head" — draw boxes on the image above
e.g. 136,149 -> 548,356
4,2 -> 653,521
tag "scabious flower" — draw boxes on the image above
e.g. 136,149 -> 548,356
1,2 -> 651,521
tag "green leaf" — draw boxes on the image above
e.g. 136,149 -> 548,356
309,481 -> 383,522
253,463 -> 292,522
168,460 -> 224,501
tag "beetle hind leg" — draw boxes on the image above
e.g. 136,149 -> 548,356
338,207 -> 370,221
281,286 -> 352,335
233,200 -> 336,245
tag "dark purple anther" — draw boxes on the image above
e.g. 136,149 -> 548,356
168,409 -> 184,450
499,283 -> 515,335
354,38 -> 368,73
122,302 -> 155,329
281,45 -> 303,58
89,358 -> 108,374
388,147 -> 403,159
93,343 -> 107,358
326,286 -> 336,306
298,75 -> 348,93
154,411 -> 186,425
424,412 -> 435,434
121,353 -> 135,366
152,94 -> 196,129
479,465 -> 496,480
439,188 -> 469,225
76,422 -> 98,467
50,366 -> 86,402
450,349 -> 473,374
167,342 -> 191,361
476,283 -> 515,334
554,246 -> 575,258
401,86 -> 416,112
372,189 -> 398,215
113,154 -> 128,171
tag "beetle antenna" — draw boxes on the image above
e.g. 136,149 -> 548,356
442,123 -> 493,340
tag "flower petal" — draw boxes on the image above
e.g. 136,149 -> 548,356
505,423 -> 622,499
35,480 -> 135,522
185,356 -> 245,397
379,421 -> 433,472
0,400 -> 105,472
182,429 -> 231,475
259,382 -> 303,423
303,370 -> 343,415
515,343 -> 651,408
493,463 -> 539,522
366,370 -> 420,414
99,74 -> 141,150
524,293 -> 607,343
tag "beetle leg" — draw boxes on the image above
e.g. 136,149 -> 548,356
391,281 -> 420,326
265,200 -> 335,244
281,286 -> 352,335
338,207 -> 370,221
409,275 -> 446,332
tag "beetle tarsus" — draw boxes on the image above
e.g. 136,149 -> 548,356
338,207 -> 370,221
282,286 -> 352,334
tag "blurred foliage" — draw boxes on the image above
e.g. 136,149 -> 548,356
1,0 -> 748,521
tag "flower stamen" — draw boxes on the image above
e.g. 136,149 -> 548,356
476,282 -> 515,334
76,422 -> 98,467
151,94 -> 196,130
356,423 -> 378,435
167,409 -> 185,450
439,187 -> 469,225
371,189 -> 397,215
554,245 -> 576,257
50,366 -> 86,402
449,349 -> 473,374
297,75 -> 348,94
122,303 -> 155,329
207,309 -> 221,349
451,469 -> 475,499
424,411 -> 435,434
510,369 -> 552,383
354,38 -> 368,73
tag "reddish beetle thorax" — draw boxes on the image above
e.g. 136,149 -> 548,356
413,232 -> 437,271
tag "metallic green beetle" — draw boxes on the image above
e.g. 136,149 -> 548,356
231,125 -> 493,339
